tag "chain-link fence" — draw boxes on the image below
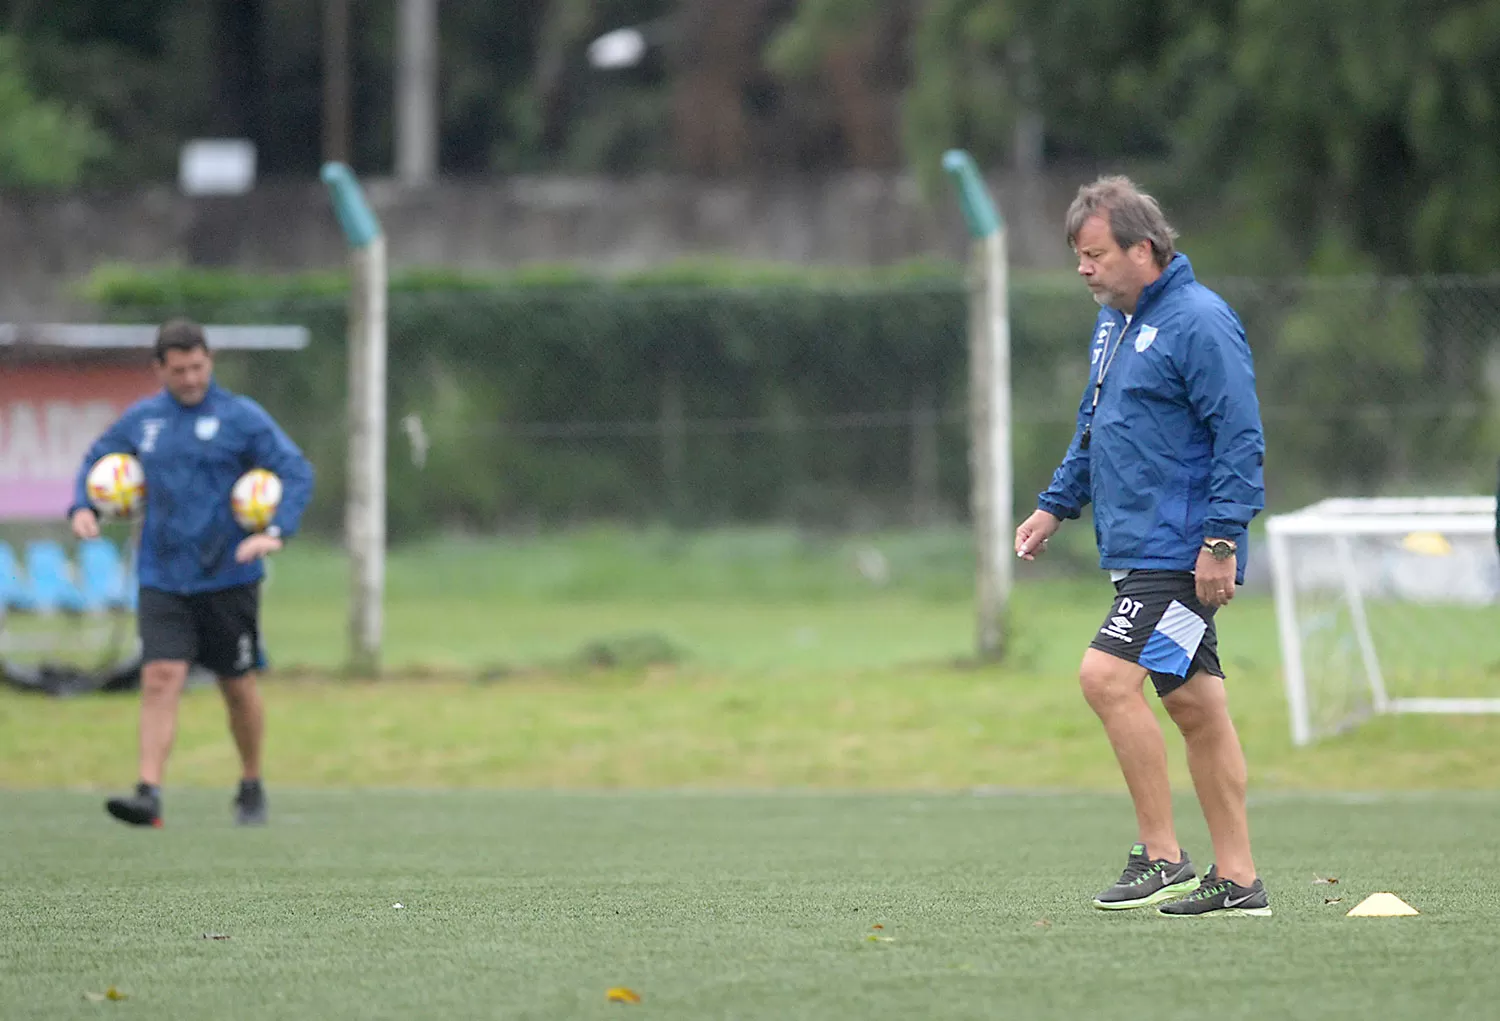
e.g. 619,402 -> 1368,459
155,272 -> 1500,546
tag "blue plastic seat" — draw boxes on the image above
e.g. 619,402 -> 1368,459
24,540 -> 88,614
0,541 -> 38,613
78,538 -> 132,612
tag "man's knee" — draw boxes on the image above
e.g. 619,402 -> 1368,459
218,671 -> 259,706
141,661 -> 189,698
1163,672 -> 1229,735
1079,650 -> 1146,716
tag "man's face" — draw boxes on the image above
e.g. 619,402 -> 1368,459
156,346 -> 213,406
1073,213 -> 1156,312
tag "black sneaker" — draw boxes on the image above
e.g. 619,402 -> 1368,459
106,783 -> 162,828
1092,843 -> 1198,910
233,779 -> 268,826
1158,865 -> 1272,917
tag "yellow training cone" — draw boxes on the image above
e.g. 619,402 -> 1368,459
1347,893 -> 1419,917
1401,531 -> 1452,557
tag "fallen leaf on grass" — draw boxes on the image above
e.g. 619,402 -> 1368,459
871,924 -> 884,930
1033,919 -> 1052,928
606,987 -> 642,1004
865,935 -> 895,943
201,933 -> 231,940
83,986 -> 127,1002
1313,875 -> 1339,885
1324,897 -> 1343,905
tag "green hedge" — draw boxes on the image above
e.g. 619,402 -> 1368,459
84,263 -> 1497,541
87,261 -> 1080,540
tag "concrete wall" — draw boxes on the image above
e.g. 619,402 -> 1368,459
0,172 -> 1081,320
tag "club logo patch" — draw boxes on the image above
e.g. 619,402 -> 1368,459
195,416 -> 220,441
1134,325 -> 1159,352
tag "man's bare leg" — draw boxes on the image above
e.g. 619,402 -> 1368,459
1163,671 -> 1256,885
219,671 -> 268,825
138,660 -> 190,785
1080,648 -> 1180,861
105,659 -> 188,825
218,672 -> 264,780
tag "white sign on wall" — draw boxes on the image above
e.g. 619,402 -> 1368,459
179,139 -> 257,196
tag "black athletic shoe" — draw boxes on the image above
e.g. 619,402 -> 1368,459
1092,843 -> 1198,910
106,783 -> 162,828
233,779 -> 268,826
1158,865 -> 1272,917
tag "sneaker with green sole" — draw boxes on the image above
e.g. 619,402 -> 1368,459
1093,843 -> 1198,910
1158,865 -> 1272,917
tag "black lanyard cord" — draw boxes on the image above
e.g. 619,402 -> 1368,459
1082,322 -> 1126,450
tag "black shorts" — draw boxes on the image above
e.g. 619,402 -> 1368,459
1089,570 -> 1222,697
138,583 -> 262,679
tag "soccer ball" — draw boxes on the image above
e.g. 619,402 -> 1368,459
86,453 -> 146,519
231,469 -> 283,532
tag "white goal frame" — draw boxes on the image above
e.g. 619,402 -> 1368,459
1266,496 -> 1500,746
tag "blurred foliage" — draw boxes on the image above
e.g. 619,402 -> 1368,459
76,257 -> 966,306
82,262 -> 989,539
4,0 -> 1500,272
0,34 -> 109,188
85,261 -> 1499,540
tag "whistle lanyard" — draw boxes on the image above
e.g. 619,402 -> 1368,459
1081,320 -> 1126,450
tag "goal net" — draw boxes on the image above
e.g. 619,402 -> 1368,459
1266,496 -> 1500,745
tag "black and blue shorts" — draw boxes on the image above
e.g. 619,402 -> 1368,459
1089,570 -> 1222,697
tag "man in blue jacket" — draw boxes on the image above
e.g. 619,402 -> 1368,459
1015,177 -> 1270,917
70,319 -> 314,828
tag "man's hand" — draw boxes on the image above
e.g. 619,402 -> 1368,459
1015,509 -> 1062,561
235,534 -> 284,564
71,508 -> 101,540
1195,546 -> 1236,607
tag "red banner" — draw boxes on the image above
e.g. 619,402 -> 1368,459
0,364 -> 158,520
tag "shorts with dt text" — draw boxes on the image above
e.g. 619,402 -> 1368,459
1089,570 -> 1222,697
138,583 -> 262,679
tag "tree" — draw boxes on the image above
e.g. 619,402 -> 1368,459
0,34 -> 108,188
1171,0 -> 1500,273
766,0 -> 914,169
771,0 -> 1177,188
210,0 -> 266,143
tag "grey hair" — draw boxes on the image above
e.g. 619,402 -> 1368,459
1065,176 -> 1178,269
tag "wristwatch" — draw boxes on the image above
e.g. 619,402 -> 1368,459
1203,538 -> 1237,561
264,525 -> 283,540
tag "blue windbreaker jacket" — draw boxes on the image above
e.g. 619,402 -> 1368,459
1037,255 -> 1265,583
70,383 -> 315,595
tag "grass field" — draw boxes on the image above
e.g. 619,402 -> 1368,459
5,528 -> 1500,790
4,529 -> 1500,1019
4,789 -> 1499,1020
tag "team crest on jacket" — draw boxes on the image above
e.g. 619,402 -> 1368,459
1134,325 -> 1159,352
195,416 -> 220,441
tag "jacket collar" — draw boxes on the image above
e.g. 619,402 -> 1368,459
1132,253 -> 1193,313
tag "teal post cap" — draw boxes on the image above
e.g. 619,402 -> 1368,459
942,149 -> 1001,239
321,162 -> 382,247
